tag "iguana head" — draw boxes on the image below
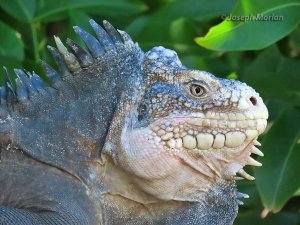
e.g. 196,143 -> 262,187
112,46 -> 268,202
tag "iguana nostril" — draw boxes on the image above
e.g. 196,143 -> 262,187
249,97 -> 257,106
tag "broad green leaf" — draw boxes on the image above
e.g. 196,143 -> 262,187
35,0 -> 147,22
0,0 -> 36,22
196,0 -> 300,50
242,46 -> 300,104
256,107 -> 300,212
0,21 -> 24,61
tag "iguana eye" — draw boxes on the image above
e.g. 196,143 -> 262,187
190,84 -> 205,97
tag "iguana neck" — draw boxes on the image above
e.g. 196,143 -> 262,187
86,154 -> 238,225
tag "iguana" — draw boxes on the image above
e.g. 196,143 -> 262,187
0,20 -> 268,225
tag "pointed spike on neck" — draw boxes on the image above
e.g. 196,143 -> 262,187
73,26 -> 104,58
54,37 -> 81,72
41,60 -> 62,85
31,72 -> 47,90
47,45 -> 72,78
5,81 -> 15,96
14,69 -> 28,80
103,20 -> 122,44
89,19 -> 114,50
66,38 -> 94,67
3,67 -> 13,86
54,36 -> 69,56
15,78 -> 29,101
118,29 -> 133,43
14,69 -> 37,93
3,67 -> 16,96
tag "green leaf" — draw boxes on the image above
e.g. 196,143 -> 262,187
256,107 -> 300,212
0,0 -> 36,22
242,46 -> 300,104
0,21 -> 24,61
196,0 -> 300,51
35,0 -> 147,22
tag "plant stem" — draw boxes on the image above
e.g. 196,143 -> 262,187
31,23 -> 39,62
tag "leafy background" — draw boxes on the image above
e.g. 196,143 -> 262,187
0,0 -> 299,224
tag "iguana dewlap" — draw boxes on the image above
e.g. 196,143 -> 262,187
0,20 -> 268,225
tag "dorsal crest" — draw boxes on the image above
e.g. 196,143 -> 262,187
0,20 -> 141,113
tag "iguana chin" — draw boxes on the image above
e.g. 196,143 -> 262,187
0,20 -> 268,225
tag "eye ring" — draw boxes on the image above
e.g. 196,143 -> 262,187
190,84 -> 206,97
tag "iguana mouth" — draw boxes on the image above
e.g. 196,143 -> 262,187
149,112 -> 267,152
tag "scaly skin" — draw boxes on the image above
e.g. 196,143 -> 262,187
0,20 -> 268,225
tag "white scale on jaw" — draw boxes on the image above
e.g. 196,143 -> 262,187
154,129 -> 262,150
